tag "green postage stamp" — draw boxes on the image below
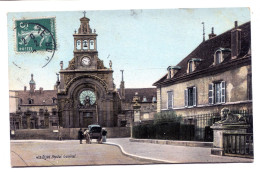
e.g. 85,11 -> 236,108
15,17 -> 56,52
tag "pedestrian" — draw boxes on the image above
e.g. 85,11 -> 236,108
84,129 -> 91,144
78,128 -> 84,144
101,128 -> 107,143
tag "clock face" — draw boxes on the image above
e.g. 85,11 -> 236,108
79,90 -> 96,105
81,57 -> 91,66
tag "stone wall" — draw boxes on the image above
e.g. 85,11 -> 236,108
11,127 -> 130,140
158,65 -> 251,113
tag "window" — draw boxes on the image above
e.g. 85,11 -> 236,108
142,96 -> 147,102
167,91 -> 173,109
185,87 -> 197,107
215,51 -> 222,65
152,96 -> 157,102
52,98 -> 56,104
209,81 -> 226,104
83,40 -> 88,50
28,98 -> 34,104
19,98 -> 23,105
90,40 -> 95,49
188,61 -> 193,73
76,40 -> 81,50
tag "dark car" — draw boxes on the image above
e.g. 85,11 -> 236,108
88,124 -> 102,143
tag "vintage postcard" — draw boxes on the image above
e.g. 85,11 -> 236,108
8,9 -> 253,167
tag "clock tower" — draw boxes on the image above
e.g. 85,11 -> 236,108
72,12 -> 98,70
57,12 -> 118,128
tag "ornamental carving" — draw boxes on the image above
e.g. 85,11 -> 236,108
65,74 -> 108,94
66,57 -> 76,70
64,74 -> 75,85
97,58 -> 107,69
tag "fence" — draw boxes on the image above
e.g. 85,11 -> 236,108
223,133 -> 253,158
182,109 -> 253,142
134,109 -> 253,142
132,122 -> 195,141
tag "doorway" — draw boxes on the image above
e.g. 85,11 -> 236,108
83,112 -> 93,127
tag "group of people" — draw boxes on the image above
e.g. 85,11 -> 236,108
78,128 -> 107,144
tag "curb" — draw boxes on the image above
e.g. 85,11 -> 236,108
104,142 -> 176,164
129,138 -> 213,148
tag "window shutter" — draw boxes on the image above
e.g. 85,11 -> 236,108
172,91 -> 174,108
221,81 -> 226,103
208,83 -> 214,104
167,91 -> 173,109
184,89 -> 188,107
193,87 -> 197,106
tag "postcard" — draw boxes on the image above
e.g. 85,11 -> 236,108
8,9 -> 253,167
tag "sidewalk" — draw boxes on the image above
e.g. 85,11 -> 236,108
106,138 -> 253,164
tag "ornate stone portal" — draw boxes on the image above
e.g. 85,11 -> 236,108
211,108 -> 249,156
57,13 -> 118,128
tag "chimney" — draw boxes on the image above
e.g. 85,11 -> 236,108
208,27 -> 217,39
231,21 -> 242,59
39,87 -> 43,94
24,86 -> 27,92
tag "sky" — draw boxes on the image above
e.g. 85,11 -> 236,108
8,8 -> 250,90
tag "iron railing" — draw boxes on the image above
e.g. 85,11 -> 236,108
223,133 -> 253,158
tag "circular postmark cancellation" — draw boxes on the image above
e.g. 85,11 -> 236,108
14,17 -> 57,68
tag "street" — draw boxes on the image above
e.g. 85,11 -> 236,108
10,140 -> 160,167
10,138 -> 253,167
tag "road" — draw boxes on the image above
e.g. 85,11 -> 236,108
10,140 -> 160,167
107,138 -> 253,163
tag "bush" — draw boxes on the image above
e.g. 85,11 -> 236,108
154,111 -> 182,124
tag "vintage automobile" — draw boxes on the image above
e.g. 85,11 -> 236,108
87,124 -> 102,143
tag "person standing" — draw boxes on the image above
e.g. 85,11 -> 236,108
78,128 -> 84,144
101,128 -> 107,143
84,129 -> 91,144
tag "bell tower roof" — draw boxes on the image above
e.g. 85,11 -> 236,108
77,11 -> 92,34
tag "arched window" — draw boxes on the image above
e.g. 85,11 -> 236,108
28,98 -> 34,104
83,40 -> 88,50
90,40 -> 95,49
76,40 -> 81,50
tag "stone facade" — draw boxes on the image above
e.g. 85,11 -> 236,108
57,15 -> 118,128
9,75 -> 59,130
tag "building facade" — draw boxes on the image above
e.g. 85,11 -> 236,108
9,14 -> 157,132
9,74 -> 59,130
56,15 -> 119,128
153,21 -> 252,140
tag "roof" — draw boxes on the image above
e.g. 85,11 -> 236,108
16,90 -> 57,106
118,88 -> 157,103
153,21 -> 251,86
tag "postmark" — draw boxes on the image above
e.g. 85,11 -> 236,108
14,17 -> 56,68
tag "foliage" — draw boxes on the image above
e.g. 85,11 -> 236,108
153,110 -> 182,124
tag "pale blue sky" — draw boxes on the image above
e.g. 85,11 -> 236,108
8,8 -> 250,90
